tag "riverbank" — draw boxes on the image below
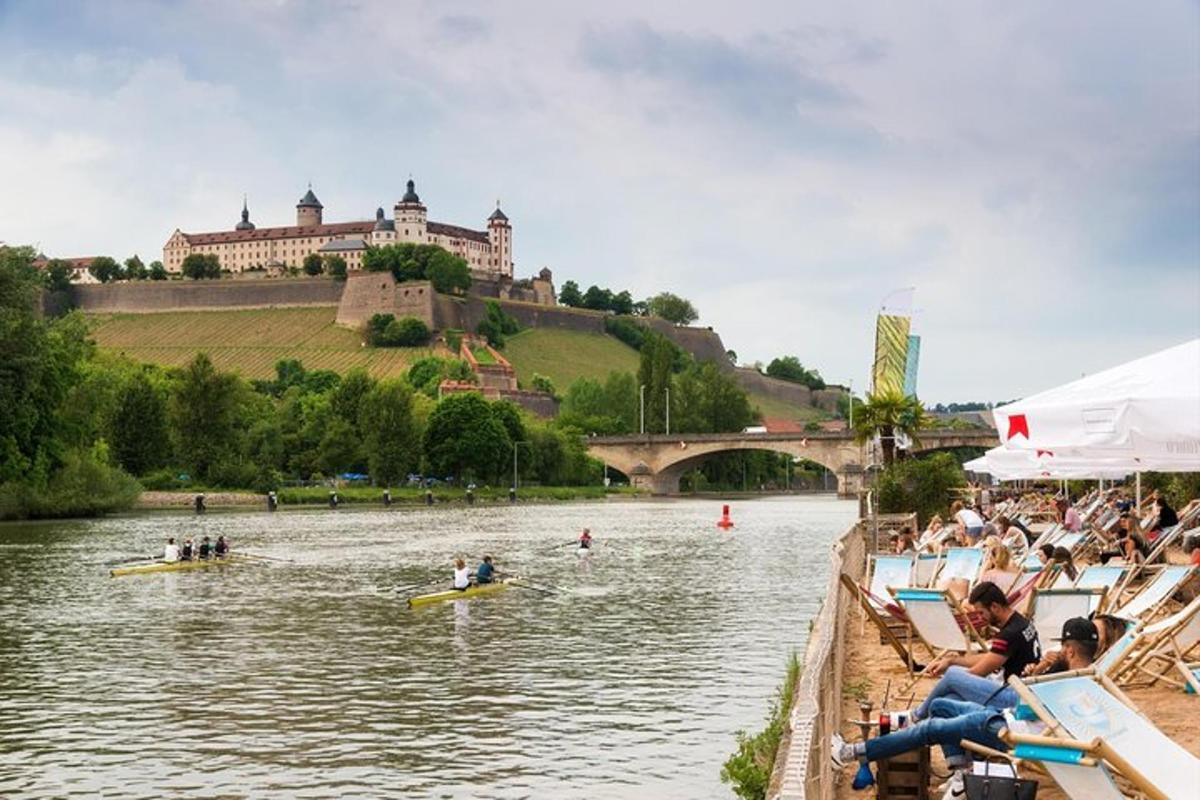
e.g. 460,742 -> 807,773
135,485 -> 644,510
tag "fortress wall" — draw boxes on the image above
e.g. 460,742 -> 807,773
810,388 -> 844,414
643,320 -> 732,367
71,278 -> 343,313
734,367 -> 814,407
335,273 -> 436,328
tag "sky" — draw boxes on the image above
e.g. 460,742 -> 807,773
1,0 -> 1197,403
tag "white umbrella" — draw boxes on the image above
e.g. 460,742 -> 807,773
965,446 -> 1134,480
992,338 -> 1200,471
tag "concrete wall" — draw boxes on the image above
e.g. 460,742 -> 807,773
70,278 -> 342,313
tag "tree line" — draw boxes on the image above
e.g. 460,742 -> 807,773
557,281 -> 700,326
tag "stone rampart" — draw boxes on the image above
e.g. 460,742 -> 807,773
70,278 -> 342,313
643,319 -> 731,367
335,273 -> 434,328
734,368 -> 813,406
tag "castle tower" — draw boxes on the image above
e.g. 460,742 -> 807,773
488,202 -> 512,277
296,184 -> 323,227
371,206 -> 395,246
235,196 -> 255,231
393,178 -> 427,243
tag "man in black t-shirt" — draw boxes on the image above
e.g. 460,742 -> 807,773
927,581 -> 1041,680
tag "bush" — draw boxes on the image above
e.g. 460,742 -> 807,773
721,652 -> 801,800
368,314 -> 430,347
604,316 -> 646,350
0,449 -> 142,520
530,373 -> 557,397
445,329 -> 463,354
477,300 -> 519,348
876,452 -> 966,526
140,468 -> 187,490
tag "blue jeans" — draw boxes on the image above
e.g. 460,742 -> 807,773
864,699 -> 1007,768
914,666 -> 1017,720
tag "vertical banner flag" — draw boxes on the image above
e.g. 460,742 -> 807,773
903,335 -> 921,397
872,287 -> 917,397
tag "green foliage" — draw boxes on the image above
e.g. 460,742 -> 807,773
0,446 -> 142,521
424,392 -> 511,481
604,316 -> 647,350
765,356 -> 826,390
170,353 -> 245,481
582,284 -> 613,311
558,280 -> 583,306
721,652 -> 801,800
559,372 -> 639,434
637,332 -> 682,433
1139,472 -> 1200,511
124,255 -> 147,281
181,253 -> 221,280
362,242 -> 471,293
43,259 -> 74,292
406,356 -> 474,397
368,313 -> 431,347
88,256 -> 122,283
477,300 -> 520,348
109,371 -> 171,475
530,373 -> 557,397
647,291 -> 699,325
877,452 -> 967,526
148,260 -> 168,280
323,254 -> 347,280
302,253 -> 324,276
672,360 -> 755,434
445,329 -> 463,354
491,400 -> 527,445
358,379 -> 421,485
854,390 -> 930,465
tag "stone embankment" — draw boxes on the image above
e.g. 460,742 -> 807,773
136,491 -> 262,509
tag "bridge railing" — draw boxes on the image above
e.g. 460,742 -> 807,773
769,519 -> 866,800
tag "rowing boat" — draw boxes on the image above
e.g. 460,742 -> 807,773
110,556 -> 245,577
406,578 -> 521,608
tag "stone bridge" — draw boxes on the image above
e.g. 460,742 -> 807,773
585,429 -> 999,496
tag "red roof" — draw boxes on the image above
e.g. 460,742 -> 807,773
178,219 -> 490,246
761,417 -> 804,434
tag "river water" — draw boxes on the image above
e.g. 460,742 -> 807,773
0,495 -> 855,799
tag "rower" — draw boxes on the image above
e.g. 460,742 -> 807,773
214,535 -> 229,558
453,558 -> 470,591
579,528 -> 593,550
180,538 -> 195,561
475,555 -> 496,585
164,537 -> 180,563
198,536 -> 213,560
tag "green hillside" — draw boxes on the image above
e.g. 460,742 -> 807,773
87,306 -> 826,424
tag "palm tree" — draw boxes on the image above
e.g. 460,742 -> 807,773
853,390 -> 930,466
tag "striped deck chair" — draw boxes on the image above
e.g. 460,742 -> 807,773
838,572 -> 922,671
1006,735 -> 1125,799
866,554 -> 915,609
1073,565 -> 1126,614
892,588 -> 988,674
1006,674 -> 1200,800
1141,503 -> 1200,565
1109,596 -> 1200,692
914,553 -> 940,587
936,547 -> 984,587
1111,565 -> 1195,622
1028,588 -> 1107,652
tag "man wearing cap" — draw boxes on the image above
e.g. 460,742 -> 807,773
831,617 -> 1100,798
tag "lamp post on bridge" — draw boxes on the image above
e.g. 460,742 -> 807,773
665,387 -> 670,436
639,384 -> 645,435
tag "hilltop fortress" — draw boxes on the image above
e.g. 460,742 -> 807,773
163,179 -> 513,280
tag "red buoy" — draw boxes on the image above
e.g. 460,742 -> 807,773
717,504 -> 734,529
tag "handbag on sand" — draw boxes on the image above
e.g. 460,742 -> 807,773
964,772 -> 1038,800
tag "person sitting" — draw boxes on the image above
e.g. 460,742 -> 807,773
1026,614 -> 1123,676
1147,496 -> 1178,541
579,528 -> 593,549
927,581 -> 1042,682
180,538 -> 195,561
452,558 -> 470,591
1038,544 -> 1078,581
978,542 -> 1019,593
1188,535 -> 1200,567
832,616 -> 1098,797
163,537 -> 180,563
214,535 -> 229,558
198,536 -> 213,560
475,555 -> 496,584
892,528 -> 916,554
1100,514 -> 1149,564
1062,504 -> 1082,532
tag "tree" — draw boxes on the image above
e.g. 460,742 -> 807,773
672,361 -> 755,433
765,356 -> 825,390
611,290 -> 635,316
426,251 -> 471,294
726,350 -> 738,365
558,280 -> 583,307
88,256 -> 122,284
181,253 -> 221,280
302,253 -> 324,276
323,254 -> 347,280
358,380 -> 421,485
476,300 -> 519,348
124,255 -> 147,281
109,371 -> 170,475
43,259 -> 74,293
423,392 -> 510,481
582,284 -> 613,311
853,390 -> 930,466
170,353 -> 244,480
330,369 -> 376,428
491,400 -> 526,446
647,292 -> 699,325
530,373 -> 556,397
637,332 -> 677,434
878,452 -> 966,526
148,260 -> 168,280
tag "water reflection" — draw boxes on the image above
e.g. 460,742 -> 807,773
0,496 -> 854,798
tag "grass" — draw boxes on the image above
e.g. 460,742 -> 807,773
747,391 -> 831,426
88,307 -> 444,379
502,328 -> 640,389
275,485 -> 643,505
472,346 -> 497,365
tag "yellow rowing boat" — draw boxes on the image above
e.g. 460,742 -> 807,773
406,578 -> 520,608
110,556 -> 245,577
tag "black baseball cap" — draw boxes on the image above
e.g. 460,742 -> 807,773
1054,617 -> 1099,643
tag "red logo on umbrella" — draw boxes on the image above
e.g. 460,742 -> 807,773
1036,450 -> 1054,457
1007,414 -> 1029,441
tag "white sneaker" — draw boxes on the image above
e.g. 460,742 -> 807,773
940,771 -> 966,799
830,733 -> 849,769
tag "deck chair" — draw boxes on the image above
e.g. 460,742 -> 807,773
1028,588 -> 1107,651
1073,565 -> 1126,614
892,588 -> 988,670
839,572 -> 921,671
1007,736 -> 1125,799
914,553 -> 940,587
1052,531 -> 1087,555
1006,674 -> 1200,800
1110,565 -> 1195,621
1141,503 -> 1200,565
866,554 -> 915,608
1110,596 -> 1200,692
936,547 -> 984,587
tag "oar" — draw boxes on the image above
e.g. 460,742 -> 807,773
394,578 -> 446,594
238,552 -> 294,563
104,554 -> 156,566
507,581 -> 558,596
